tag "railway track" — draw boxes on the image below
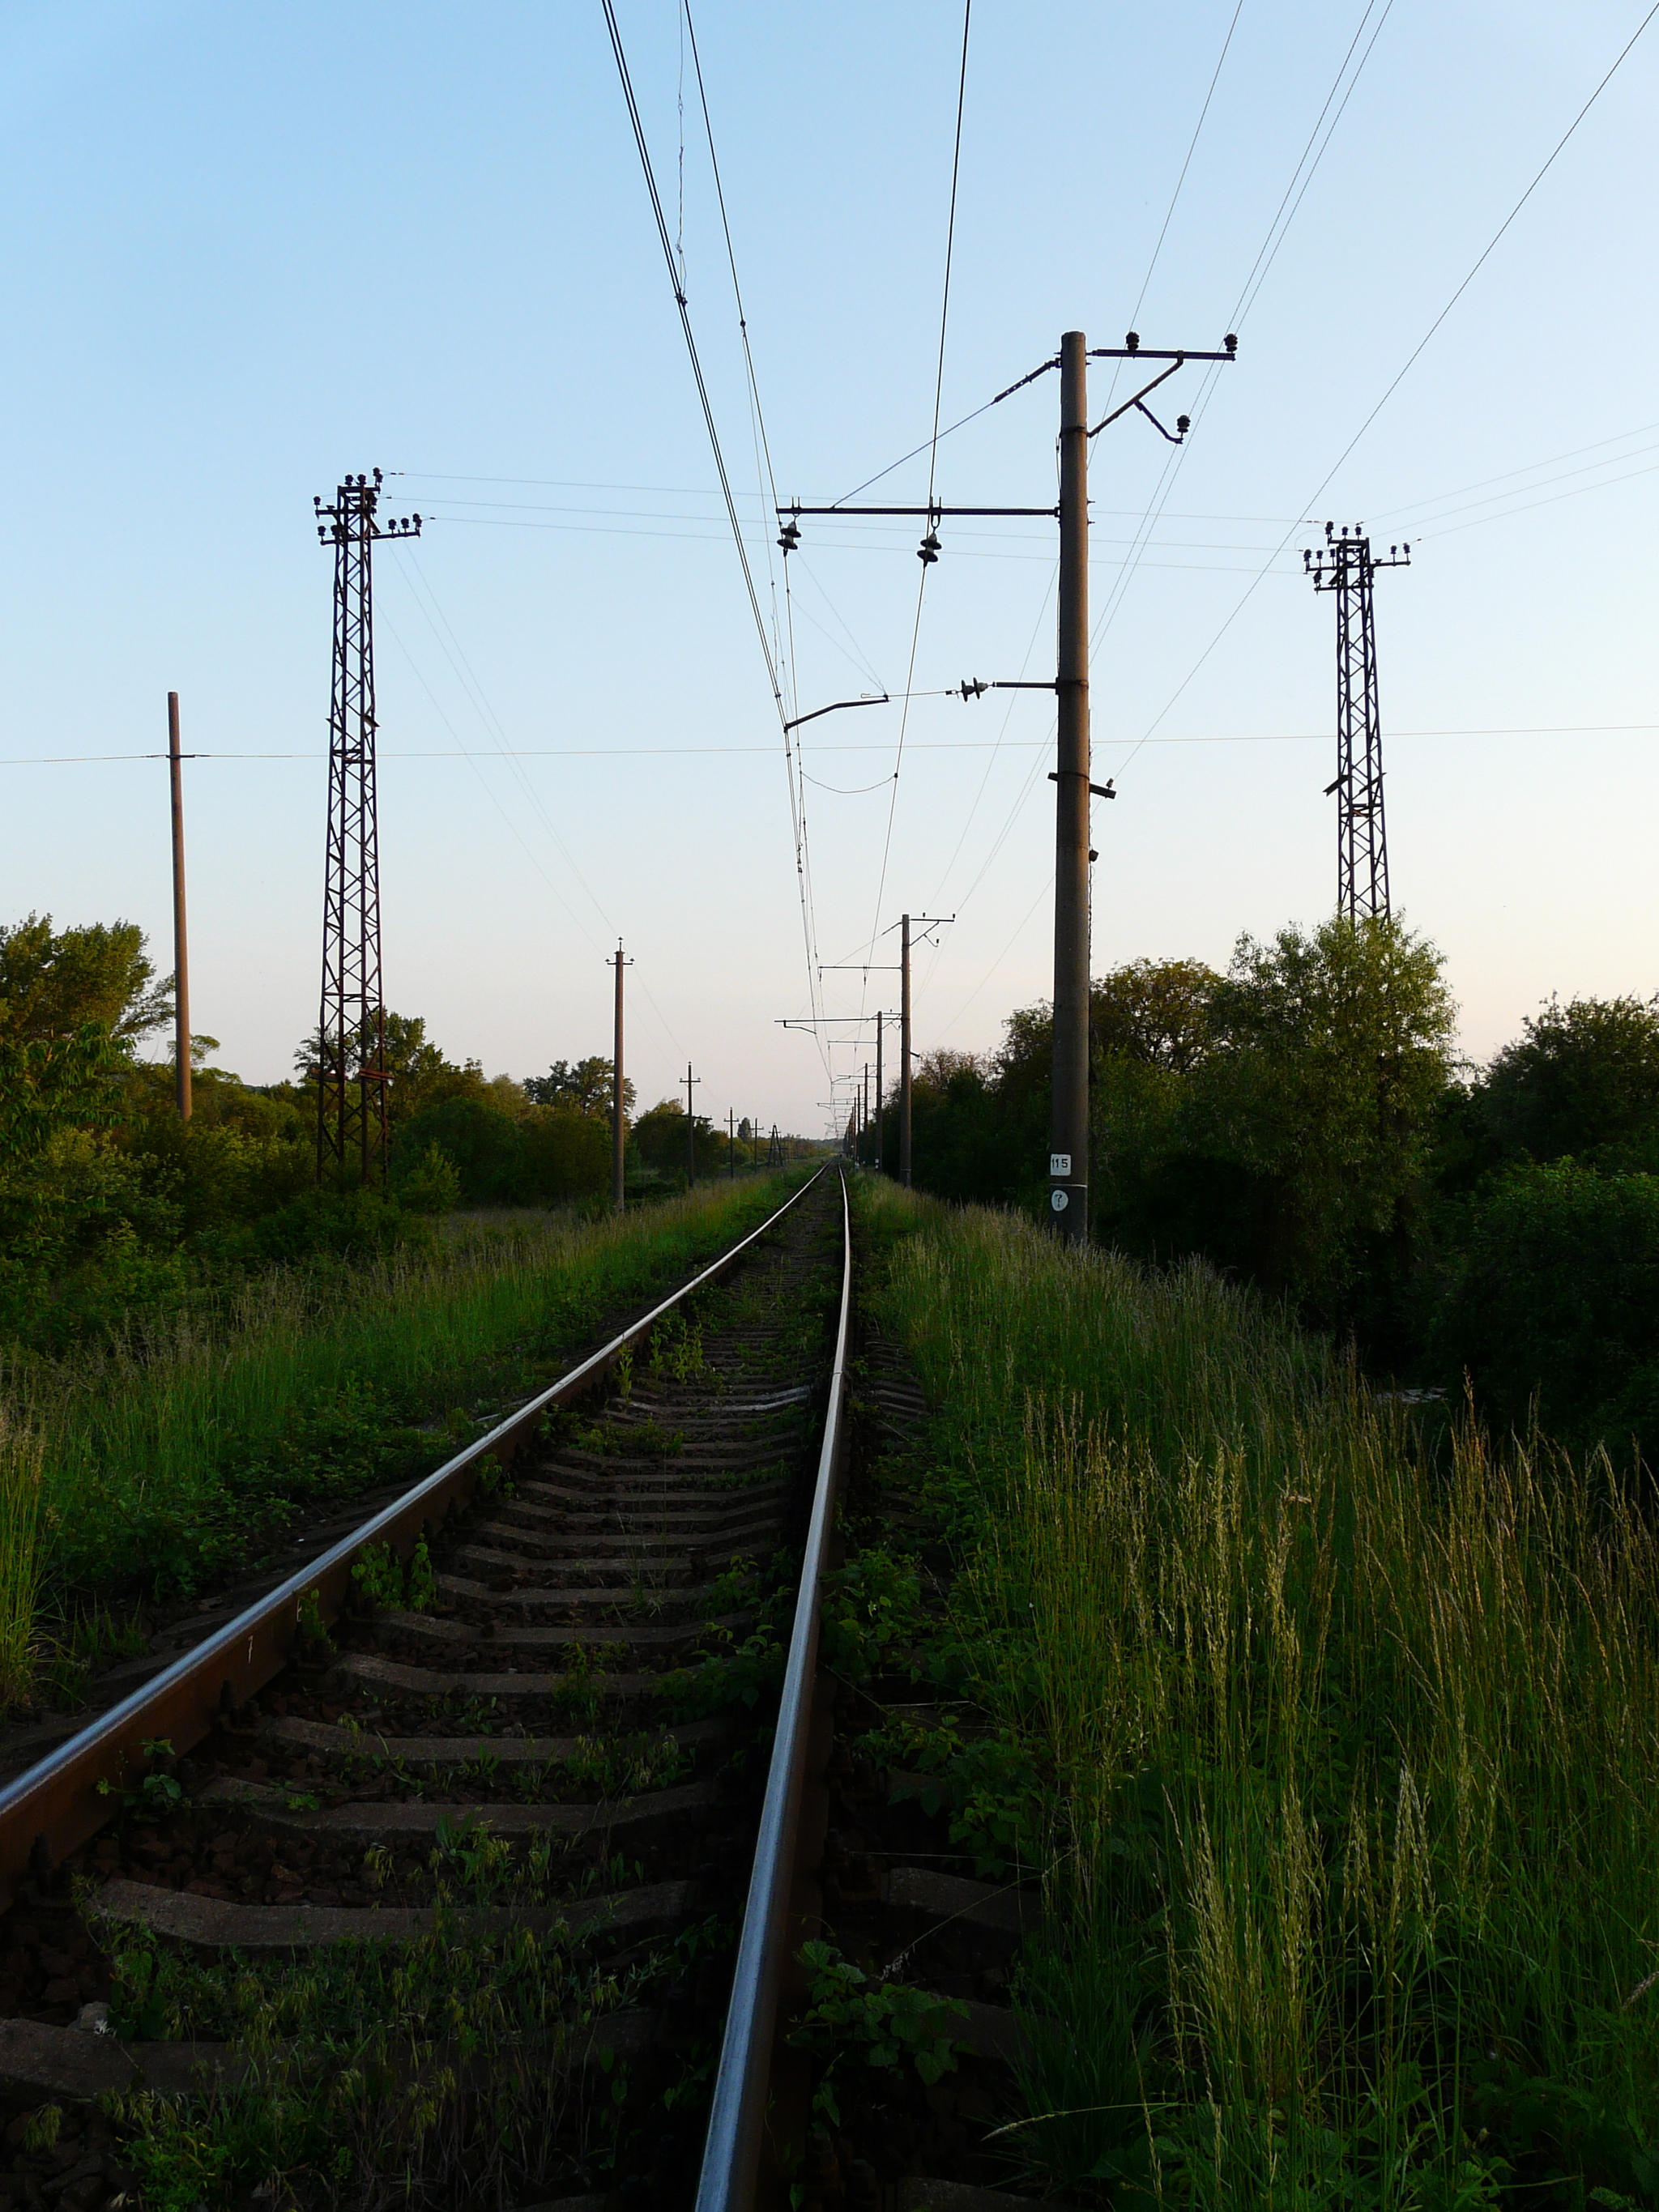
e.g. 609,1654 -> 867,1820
0,1168 -> 1043,2212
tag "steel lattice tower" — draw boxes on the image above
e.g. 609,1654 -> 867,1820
313,471 -> 420,1183
1303,522 -> 1410,921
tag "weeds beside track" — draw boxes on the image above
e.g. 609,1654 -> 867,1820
2,1177 -> 807,1650
0,1170 -> 847,2209
860,1184 -> 1659,2209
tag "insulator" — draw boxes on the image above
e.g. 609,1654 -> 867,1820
918,530 -> 941,565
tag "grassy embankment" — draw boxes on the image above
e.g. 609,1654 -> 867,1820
855,1180 -> 1659,2210
0,1173 -> 808,1704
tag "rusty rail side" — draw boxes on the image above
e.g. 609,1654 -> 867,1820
0,1167 -> 830,1908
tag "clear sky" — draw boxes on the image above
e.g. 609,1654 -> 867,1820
2,2 -> 1656,1136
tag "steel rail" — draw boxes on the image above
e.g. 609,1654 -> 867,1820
696,1166 -> 853,2212
0,1166 -> 832,1909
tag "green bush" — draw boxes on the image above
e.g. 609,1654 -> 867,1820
1431,1158 -> 1659,1459
391,1097 -> 608,1208
212,1185 -> 432,1268
391,1097 -> 527,1204
399,1142 -> 462,1217
519,1106 -> 608,1203
0,1132 -> 186,1350
1479,992 -> 1659,1168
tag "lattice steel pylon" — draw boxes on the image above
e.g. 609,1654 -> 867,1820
1303,522 -> 1410,921
313,471 -> 420,1183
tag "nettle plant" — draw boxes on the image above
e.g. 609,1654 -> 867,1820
789,1941 -> 969,2128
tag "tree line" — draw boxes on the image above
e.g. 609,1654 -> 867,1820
871,913 -> 1659,1466
0,912 -> 786,1353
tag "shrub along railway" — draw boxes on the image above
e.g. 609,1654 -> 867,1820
0,1170 -> 1039,2212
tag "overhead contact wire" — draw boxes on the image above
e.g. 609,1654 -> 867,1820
862,0 -> 972,980
601,0 -> 829,1066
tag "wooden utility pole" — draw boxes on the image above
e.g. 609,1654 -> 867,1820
1049,331 -> 1091,1244
728,1108 -> 736,1178
774,326 -> 1230,1239
684,1063 -> 700,1187
611,941 -> 632,1212
167,692 -> 192,1122
899,916 -> 912,1187
875,1012 -> 884,1175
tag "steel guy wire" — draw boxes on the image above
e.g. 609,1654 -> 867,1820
1374,438 -> 1659,531
377,607 -> 606,958
1416,457 -> 1659,539
683,0 -> 834,1071
928,560 -> 1058,911
829,358 -> 1060,511
936,870 -> 1055,1044
787,556 -> 889,693
1229,0 -> 1397,331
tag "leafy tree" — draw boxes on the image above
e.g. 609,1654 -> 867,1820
521,1108 -> 608,1200
389,1097 -> 527,1205
399,1143 -> 463,1217
1478,994 -> 1659,1168
1176,914 -> 1455,1315
1431,1159 -> 1659,1460
1090,957 -> 1218,1071
525,1055 -> 634,1119
0,1131 -> 186,1348
389,1093 -> 608,1207
292,1012 -> 486,1125
0,1029 -> 134,1166
631,1097 -> 723,1179
0,914 -> 171,1043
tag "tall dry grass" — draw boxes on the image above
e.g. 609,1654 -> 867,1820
866,1187 -> 1659,2206
0,1409 -> 42,1708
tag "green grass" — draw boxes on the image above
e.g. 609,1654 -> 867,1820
857,1180 -> 1659,2210
2,1174 -> 807,1622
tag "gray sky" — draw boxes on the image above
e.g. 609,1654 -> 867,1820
2,2 -> 1656,1134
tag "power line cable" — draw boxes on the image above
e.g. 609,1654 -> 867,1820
399,550 -> 616,936
1119,0 -> 1659,772
15,719 -> 1656,769
1131,0 -> 1247,328
861,0 -> 972,979
600,0 -> 827,1068
1230,0 -> 1396,330
929,561 -> 1057,906
1090,0 -> 1397,657
682,0 -> 835,1064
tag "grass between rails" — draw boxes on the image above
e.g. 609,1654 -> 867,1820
854,1179 -> 1659,2211
1,1174 -> 808,1637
